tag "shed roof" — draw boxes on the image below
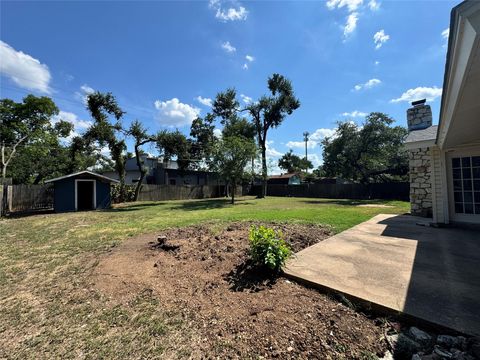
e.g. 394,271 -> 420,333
268,173 -> 299,179
45,170 -> 120,183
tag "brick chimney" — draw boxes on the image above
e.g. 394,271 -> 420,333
407,99 -> 432,132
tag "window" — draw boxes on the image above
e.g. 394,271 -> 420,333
452,156 -> 480,214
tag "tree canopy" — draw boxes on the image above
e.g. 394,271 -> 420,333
278,150 -> 313,174
321,112 -> 408,183
0,95 -> 78,182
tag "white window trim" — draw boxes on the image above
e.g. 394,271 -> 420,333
74,179 -> 96,211
445,147 -> 480,224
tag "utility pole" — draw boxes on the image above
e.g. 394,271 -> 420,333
303,131 -> 309,173
303,131 -> 309,160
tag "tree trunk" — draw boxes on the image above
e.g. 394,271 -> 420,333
259,143 -> 267,198
231,180 -> 236,204
133,145 -> 146,201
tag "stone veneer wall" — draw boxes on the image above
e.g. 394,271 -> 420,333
407,105 -> 432,131
409,147 -> 432,217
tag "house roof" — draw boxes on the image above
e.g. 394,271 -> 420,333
45,170 -> 120,183
405,125 -> 438,144
268,173 -> 299,179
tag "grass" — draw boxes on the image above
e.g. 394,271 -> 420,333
0,196 -> 408,358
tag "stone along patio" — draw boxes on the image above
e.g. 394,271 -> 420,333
284,214 -> 480,335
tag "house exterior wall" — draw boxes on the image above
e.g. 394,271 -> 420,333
409,147 -> 433,217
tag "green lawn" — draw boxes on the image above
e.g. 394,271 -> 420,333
0,196 -> 408,358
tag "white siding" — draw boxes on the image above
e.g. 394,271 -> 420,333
431,147 -> 446,223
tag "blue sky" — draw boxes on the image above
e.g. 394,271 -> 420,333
1,0 -> 455,172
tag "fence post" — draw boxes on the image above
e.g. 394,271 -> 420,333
0,184 -> 7,217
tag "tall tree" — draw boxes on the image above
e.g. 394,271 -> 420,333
247,74 -> 300,198
0,95 -> 72,180
84,92 -> 127,200
189,113 -> 216,169
128,120 -> 156,201
321,112 -> 408,183
156,130 -> 191,170
278,150 -> 313,174
211,135 -> 257,204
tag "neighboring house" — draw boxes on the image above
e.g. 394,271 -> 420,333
405,0 -> 480,225
268,173 -> 302,185
102,155 -> 221,186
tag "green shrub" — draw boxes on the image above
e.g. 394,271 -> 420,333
111,184 -> 136,203
249,225 -> 292,271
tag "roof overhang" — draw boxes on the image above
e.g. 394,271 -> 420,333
45,170 -> 120,183
437,1 -> 480,150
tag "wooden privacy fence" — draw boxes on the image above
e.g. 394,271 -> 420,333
136,184 -> 242,202
1,184 -> 54,214
255,182 -> 410,201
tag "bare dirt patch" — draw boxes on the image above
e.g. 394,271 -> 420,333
92,222 -> 388,359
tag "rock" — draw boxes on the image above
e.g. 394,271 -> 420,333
380,350 -> 394,360
456,337 -> 467,351
287,346 -> 293,352
437,335 -> 457,349
467,337 -> 480,359
388,334 -> 422,360
409,327 -> 433,345
412,354 -> 422,360
434,345 -> 453,359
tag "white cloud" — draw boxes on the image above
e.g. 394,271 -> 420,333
373,29 -> 389,49
221,41 -> 236,53
154,98 -> 200,127
344,12 -> 359,37
326,0 -> 363,12
390,86 -> 442,103
75,84 -> 95,104
242,63 -> 249,70
310,128 -> 336,141
52,110 -> 92,130
375,60 -> 380,65
240,94 -> 252,104
285,128 -> 336,150
286,140 -> 318,149
210,0 -> 248,21
0,40 -> 51,93
213,128 -> 223,139
245,55 -> 255,62
368,0 -> 380,11
442,28 -> 449,48
441,28 -> 449,40
353,78 -> 381,91
341,110 -> 367,118
196,96 -> 212,107
266,140 -> 282,157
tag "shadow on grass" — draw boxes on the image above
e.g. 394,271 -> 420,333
172,198 -> 255,211
107,202 -> 169,212
106,197 -> 255,213
224,259 -> 278,292
5,208 -> 55,219
299,198 -> 391,206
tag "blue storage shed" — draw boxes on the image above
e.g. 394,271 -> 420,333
45,171 -> 119,212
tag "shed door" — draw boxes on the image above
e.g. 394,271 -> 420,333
76,180 -> 95,210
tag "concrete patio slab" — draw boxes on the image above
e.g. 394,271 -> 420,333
284,214 -> 480,335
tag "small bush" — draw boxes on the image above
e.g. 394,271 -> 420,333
111,184 -> 136,203
249,225 -> 292,272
